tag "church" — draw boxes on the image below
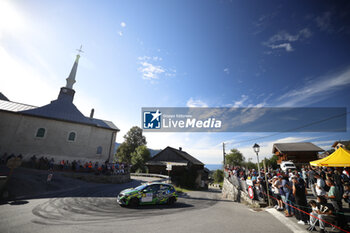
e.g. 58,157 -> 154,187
0,52 -> 119,163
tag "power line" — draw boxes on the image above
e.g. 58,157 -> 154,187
226,110 -> 349,146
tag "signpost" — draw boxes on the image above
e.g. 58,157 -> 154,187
248,186 -> 254,199
166,163 -> 172,183
246,179 -> 254,199
166,163 -> 172,171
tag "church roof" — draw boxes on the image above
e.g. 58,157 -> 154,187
0,99 -> 37,112
0,92 -> 10,101
19,98 -> 119,131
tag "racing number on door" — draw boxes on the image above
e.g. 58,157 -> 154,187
141,192 -> 153,202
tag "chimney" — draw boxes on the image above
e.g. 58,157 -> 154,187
179,147 -> 182,151
90,108 -> 95,118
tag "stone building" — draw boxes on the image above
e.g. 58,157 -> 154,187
0,53 -> 119,163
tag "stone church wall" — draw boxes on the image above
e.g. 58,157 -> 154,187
0,111 -> 116,163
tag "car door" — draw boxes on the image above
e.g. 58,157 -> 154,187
140,184 -> 159,204
156,185 -> 172,203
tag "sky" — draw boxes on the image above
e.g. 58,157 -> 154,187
1,0 -> 350,164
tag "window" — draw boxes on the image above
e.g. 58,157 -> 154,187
68,132 -> 76,141
35,128 -> 46,138
97,146 -> 102,155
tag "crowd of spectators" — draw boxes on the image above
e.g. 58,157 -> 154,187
225,165 -> 350,233
0,153 -> 129,176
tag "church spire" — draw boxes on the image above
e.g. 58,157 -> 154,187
65,45 -> 84,89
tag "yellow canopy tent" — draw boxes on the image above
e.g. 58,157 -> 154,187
310,147 -> 350,167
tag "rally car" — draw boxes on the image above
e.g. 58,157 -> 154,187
117,182 -> 178,207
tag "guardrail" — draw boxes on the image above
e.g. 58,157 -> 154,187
130,173 -> 170,179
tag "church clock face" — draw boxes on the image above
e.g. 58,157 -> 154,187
62,89 -> 67,93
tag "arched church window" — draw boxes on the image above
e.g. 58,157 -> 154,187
97,146 -> 102,155
36,128 -> 46,138
68,132 -> 76,141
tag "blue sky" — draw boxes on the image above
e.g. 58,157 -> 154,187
1,0 -> 350,164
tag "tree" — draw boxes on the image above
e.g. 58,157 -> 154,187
116,143 -> 132,164
130,145 -> 151,173
124,126 -> 146,152
116,126 -> 147,164
264,154 -> 278,169
213,169 -> 224,183
225,148 -> 244,166
242,161 -> 257,170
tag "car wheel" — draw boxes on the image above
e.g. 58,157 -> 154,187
167,196 -> 176,205
129,198 -> 139,208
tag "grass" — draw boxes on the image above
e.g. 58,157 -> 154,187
218,181 -> 223,188
174,186 -> 192,193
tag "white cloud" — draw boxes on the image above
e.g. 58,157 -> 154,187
277,66 -> 350,106
137,56 -> 175,81
264,28 -> 312,52
232,95 -> 248,107
269,43 -> 293,52
138,61 -> 165,80
120,22 -> 126,28
118,31 -> 123,36
224,68 -> 230,74
186,98 -> 208,107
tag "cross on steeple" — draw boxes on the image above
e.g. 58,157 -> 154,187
76,45 -> 84,55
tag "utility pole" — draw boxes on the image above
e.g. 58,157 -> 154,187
263,158 -> 271,206
223,142 -> 226,168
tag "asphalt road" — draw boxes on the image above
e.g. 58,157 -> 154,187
0,176 -> 294,233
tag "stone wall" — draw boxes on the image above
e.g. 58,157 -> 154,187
0,111 -> 117,163
64,173 -> 130,184
222,177 -> 260,208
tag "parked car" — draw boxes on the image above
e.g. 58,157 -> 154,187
117,182 -> 178,207
280,161 -> 296,172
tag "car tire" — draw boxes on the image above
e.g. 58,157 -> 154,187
129,198 -> 139,208
167,196 -> 176,205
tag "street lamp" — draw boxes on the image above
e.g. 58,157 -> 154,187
253,143 -> 261,177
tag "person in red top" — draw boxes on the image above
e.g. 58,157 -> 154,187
60,160 -> 65,170
88,161 -> 92,172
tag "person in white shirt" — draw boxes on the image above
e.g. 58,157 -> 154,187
315,173 -> 326,197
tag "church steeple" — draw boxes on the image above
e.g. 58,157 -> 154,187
65,54 -> 80,89
66,46 -> 83,90
57,46 -> 84,103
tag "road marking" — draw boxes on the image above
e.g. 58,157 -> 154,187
265,208 -> 306,233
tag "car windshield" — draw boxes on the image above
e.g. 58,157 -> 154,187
134,184 -> 148,191
285,164 -> 295,167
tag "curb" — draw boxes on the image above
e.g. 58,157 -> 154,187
265,207 -> 307,233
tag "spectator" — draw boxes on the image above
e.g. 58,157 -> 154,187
325,179 -> 346,229
315,173 -> 326,197
292,176 -> 308,225
272,176 -> 284,211
282,174 -> 294,217
308,167 -> 317,197
343,183 -> 350,208
308,196 -> 335,233
60,160 -> 64,170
